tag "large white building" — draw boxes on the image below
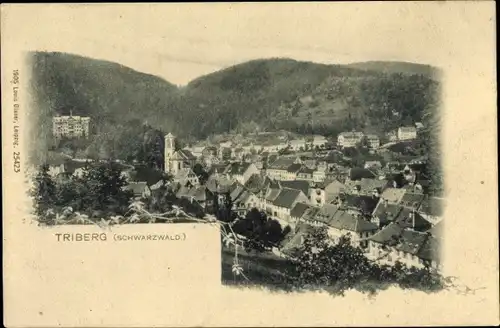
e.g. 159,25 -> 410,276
397,127 -> 417,141
337,132 -> 364,148
52,112 -> 90,139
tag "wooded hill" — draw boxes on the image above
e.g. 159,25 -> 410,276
29,51 -> 440,160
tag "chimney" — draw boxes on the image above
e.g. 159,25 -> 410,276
384,199 -> 389,207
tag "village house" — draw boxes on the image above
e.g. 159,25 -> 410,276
327,210 -> 379,248
371,199 -> 431,232
397,126 -> 418,141
245,154 -> 264,170
367,223 -> 440,270
337,131 -> 364,148
261,184 -> 282,215
371,201 -> 405,229
302,204 -> 378,248
288,138 -> 307,151
323,179 -> 347,203
302,203 -> 339,228
312,168 -> 327,183
339,194 -> 380,218
279,180 -> 311,198
261,139 -> 289,153
311,135 -> 328,149
386,130 -> 398,142
243,173 -> 273,195
200,146 -> 219,167
379,187 -> 407,204
176,184 -> 215,210
284,163 -> 303,181
302,158 -> 317,169
290,202 -> 313,228
268,188 -> 309,226
173,168 -> 200,187
394,207 -> 432,231
399,191 -> 425,210
232,147 -> 245,161
347,167 -> 377,182
238,189 -> 260,211
224,162 -> 260,185
296,166 -> 315,181
46,159 -> 67,177
344,178 -> 389,197
364,160 -> 383,170
366,134 -> 381,149
185,145 -> 205,158
205,175 -> 233,197
266,157 -> 302,180
208,163 -> 230,179
124,181 -> 151,200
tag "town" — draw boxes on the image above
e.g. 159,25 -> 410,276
43,112 -> 443,277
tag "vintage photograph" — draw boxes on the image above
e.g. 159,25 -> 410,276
2,3 -> 498,326
28,45 -> 445,295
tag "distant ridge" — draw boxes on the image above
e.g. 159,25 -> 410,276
346,61 -> 440,79
29,51 -> 440,144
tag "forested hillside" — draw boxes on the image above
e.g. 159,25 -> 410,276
29,52 -> 440,162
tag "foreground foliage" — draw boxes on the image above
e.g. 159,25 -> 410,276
289,228 -> 445,295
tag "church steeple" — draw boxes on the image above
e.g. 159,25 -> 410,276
164,133 -> 175,173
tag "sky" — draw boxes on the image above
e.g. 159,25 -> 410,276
10,2 -> 493,85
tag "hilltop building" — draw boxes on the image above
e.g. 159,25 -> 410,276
52,112 -> 90,139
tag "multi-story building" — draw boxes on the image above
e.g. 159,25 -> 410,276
311,135 -> 328,149
397,126 -> 417,141
52,112 -> 90,139
337,132 -> 364,148
288,139 -> 307,151
366,134 -> 381,149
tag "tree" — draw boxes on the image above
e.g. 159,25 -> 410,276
232,208 -> 289,252
30,164 -> 57,216
192,163 -> 209,185
291,228 -> 374,293
53,162 -> 133,217
290,227 -> 446,295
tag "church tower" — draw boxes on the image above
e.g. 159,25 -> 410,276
164,133 -> 175,173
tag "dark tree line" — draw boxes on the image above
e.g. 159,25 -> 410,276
288,227 -> 445,295
31,162 -> 133,222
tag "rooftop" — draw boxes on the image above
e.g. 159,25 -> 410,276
272,188 -> 303,209
330,210 -> 378,232
279,180 -> 310,196
369,223 -> 431,257
226,162 -> 252,176
290,202 -> 312,219
287,163 -> 303,173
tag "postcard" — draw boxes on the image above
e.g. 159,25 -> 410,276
2,2 -> 498,327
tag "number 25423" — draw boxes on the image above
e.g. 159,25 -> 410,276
13,152 -> 21,172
